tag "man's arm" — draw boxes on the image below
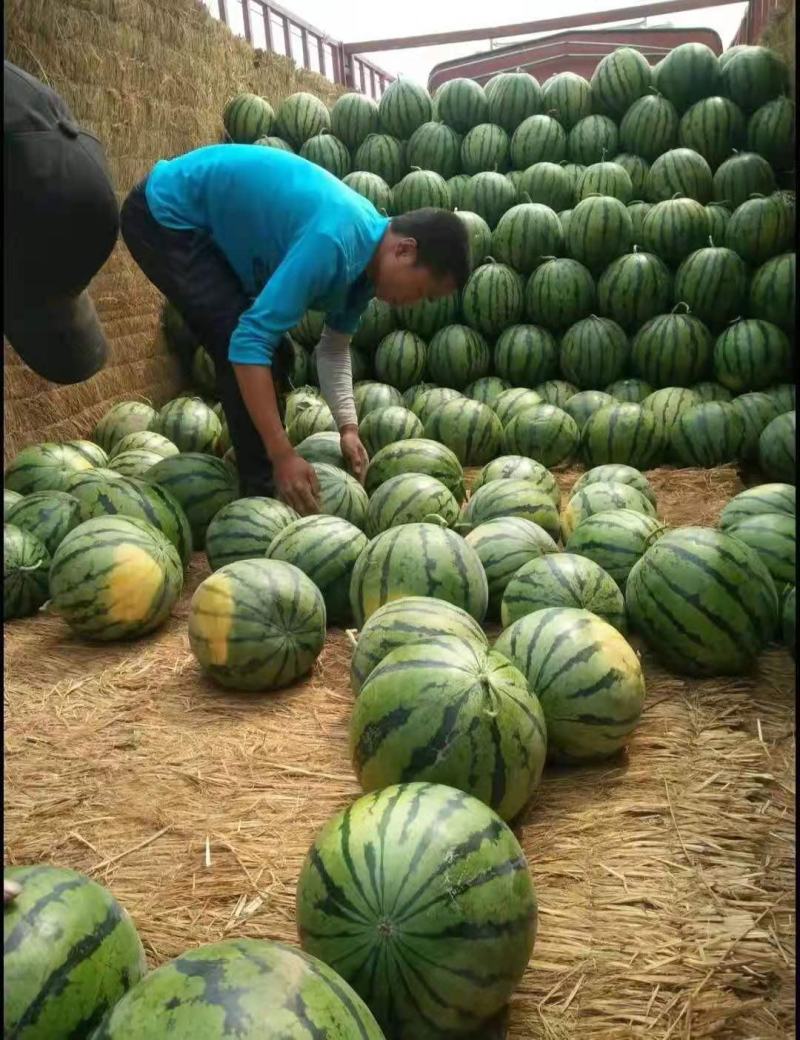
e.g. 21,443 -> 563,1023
315,326 -> 369,482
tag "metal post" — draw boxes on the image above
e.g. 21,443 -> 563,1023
301,26 -> 310,69
241,0 -> 252,42
263,4 -> 273,49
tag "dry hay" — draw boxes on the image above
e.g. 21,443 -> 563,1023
4,467 -> 796,1039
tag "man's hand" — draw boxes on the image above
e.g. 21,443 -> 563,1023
340,426 -> 369,485
4,879 -> 22,905
274,451 -> 321,515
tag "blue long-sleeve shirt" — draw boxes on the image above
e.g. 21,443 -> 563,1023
145,144 -> 390,365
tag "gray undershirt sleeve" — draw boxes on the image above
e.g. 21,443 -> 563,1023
315,325 -> 358,429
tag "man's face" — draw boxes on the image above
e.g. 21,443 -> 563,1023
373,236 -> 456,307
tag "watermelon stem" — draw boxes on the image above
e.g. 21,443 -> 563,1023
345,628 -> 359,648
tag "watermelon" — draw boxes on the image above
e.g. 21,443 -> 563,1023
286,399 -> 337,445
597,248 -> 674,333
627,525 -> 778,674
460,480 -> 560,542
447,173 -> 471,209
351,635 -> 547,820
299,132 -> 351,178
4,488 -> 22,519
646,147 -> 713,203
426,325 -> 490,392
223,92 -> 274,142
330,92 -> 380,151
353,133 -> 406,186
566,508 -> 667,588
673,245 -> 749,330
365,438 -> 465,500
759,411 -> 796,483
312,462 -> 370,528
783,585 -> 795,656
64,439 -> 109,467
653,43 -> 720,112
571,463 -> 657,505
464,376 -> 512,407
63,468 -> 125,495
358,404 -> 424,458
109,430 -> 178,460
730,392 -> 782,459
4,864 -> 146,1038
6,489 -> 82,556
725,512 -> 795,594
460,172 -> 517,229
406,121 -> 461,179
365,472 -> 459,536
581,403 -> 664,468
454,210 -> 493,271
705,201 -> 731,242
494,324 -> 558,386
343,170 -> 393,212
576,161 -> 633,203
149,396 -> 221,453
630,308 -> 712,388
503,405 -> 580,467
205,497 -> 297,571
373,330 -> 427,389
350,595 -> 488,694
296,431 -> 345,469
91,937 -> 383,1039
49,515 -> 183,639
350,522 -> 488,625
472,456 -> 560,505
619,92 -> 679,162
670,400 -> 744,466
495,607 -> 644,760
4,442 -> 93,495
747,96 -> 795,169
276,92 -> 330,149
762,383 -> 795,412
3,524 -> 50,620
591,47 -> 652,118
491,203 -> 563,274
613,154 -> 650,199
564,390 -> 616,428
492,388 -> 544,426
691,380 -> 734,402
712,151 -> 776,209
560,315 -> 629,388
561,480 -> 656,541
720,45 -> 789,115
110,448 -> 172,479
510,114 -> 567,170
567,115 -> 619,166
566,195 -> 633,274
291,311 -> 324,347
525,257 -> 596,331
435,77 -> 489,132
605,378 -> 654,403
353,381 -> 404,418
254,135 -> 294,152
642,386 -> 702,445
462,262 -> 524,336
534,380 -> 580,410
379,77 -> 432,139
749,252 -> 795,332
487,71 -> 543,132
189,558 -> 325,690
641,195 -> 711,264
719,483 -> 795,529
541,71 -> 592,129
296,783 -> 536,1036
677,96 -> 746,171
465,517 -> 558,615
145,452 -> 238,547
393,169 -> 450,212
266,514 -> 367,625
352,299 -> 396,351
628,200 -> 653,241
409,386 -> 464,425
713,318 -> 790,392
725,193 -> 792,265
461,123 -> 510,174
520,162 -> 574,210
424,397 -> 503,466
161,300 -> 198,355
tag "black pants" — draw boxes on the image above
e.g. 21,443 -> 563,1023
120,180 -> 289,496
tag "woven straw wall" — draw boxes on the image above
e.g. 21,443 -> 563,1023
3,0 -> 344,464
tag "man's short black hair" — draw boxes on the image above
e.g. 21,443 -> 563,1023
390,208 -> 471,291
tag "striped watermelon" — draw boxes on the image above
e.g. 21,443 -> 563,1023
783,585 -> 795,656
64,439 -> 109,467
631,308 -> 713,387
749,252 -> 795,332
267,514 -> 367,625
365,438 -> 465,500
149,396 -> 221,453
374,330 -> 427,389
571,463 -> 657,505
678,96 -> 746,170
296,782 -> 536,1036
276,92 -> 330,149
409,386 -> 464,425
762,383 -> 795,412
725,193 -> 792,265
92,938 -> 383,1039
591,47 -> 652,118
759,411 -> 796,483
3,524 -> 50,620
674,246 -> 749,330
291,311 -> 324,347
606,378 -> 655,402
365,472 -> 459,536
646,147 -> 713,203
460,480 -> 560,542
312,462 -> 369,528
521,162 -> 574,210
145,452 -> 237,546
50,515 -> 183,639
706,201 -> 731,242
720,45 -> 789,115
254,135 -> 294,152
63,468 -> 125,495
4,442 -> 93,495
726,512 -> 795,594
560,315 -> 630,388
4,489 -> 22,518
720,483 -> 795,529
525,257 -> 596,331
566,195 -> 633,274
205,497 -> 297,571
619,92 -> 679,162
628,200 -> 653,240
495,606 -> 644,759
162,300 -> 197,355
352,298 -> 396,351
353,381 -> 403,419
712,151 -> 776,209
190,345 -> 215,393
462,262 -> 524,336
534,379 -> 580,409
541,72 -> 592,129
424,397 -> 504,466
299,133 -> 351,178
295,431 -> 345,470
222,92 -> 274,142
393,169 -> 450,212
566,508 -> 667,588
491,203 -> 564,274
565,390 -> 616,428
465,517 -> 558,615
486,71 -> 543,132
567,115 -> 619,166
692,380 -> 734,402
597,243 -> 676,335
454,210 -> 493,270
350,595 -> 488,694
6,490 -> 82,555
447,173 -> 471,209
343,170 -> 393,212
653,43 -> 721,112
562,161 -> 586,195
350,522 -> 488,624
713,318 -> 790,392
286,399 -> 337,445
670,401 -> 744,466
494,324 -> 559,386
642,386 -> 702,445
189,558 -> 325,689
730,392 -> 781,459
379,77 -> 432,138
503,405 -> 580,467
359,406 -> 424,459
435,77 -> 489,132
406,121 -> 461,179
110,448 -> 170,479
493,388 -> 546,427
613,153 -> 650,198
110,430 -> 178,460
627,526 -> 778,674
747,96 -> 795,169
460,172 -> 517,229
351,635 -> 547,820
641,195 -> 711,264
472,456 -> 560,505
353,133 -> 406,186
427,324 -> 489,389
464,375 -> 512,407
461,123 -> 510,174
576,162 -> 633,202
510,114 -> 567,167
561,480 -> 656,541
330,92 -> 380,151
582,403 -> 665,468
4,865 -> 146,1038
401,382 -> 436,409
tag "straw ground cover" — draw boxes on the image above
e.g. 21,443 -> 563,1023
4,465 -> 795,1038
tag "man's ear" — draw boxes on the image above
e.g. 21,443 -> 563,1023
396,236 -> 418,261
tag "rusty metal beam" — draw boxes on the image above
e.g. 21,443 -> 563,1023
342,0 -> 746,54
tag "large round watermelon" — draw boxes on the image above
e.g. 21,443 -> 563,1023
365,472 -> 459,536
109,430 -> 177,460
596,248 -> 674,332
493,388 -> 544,427
724,193 -> 792,265
93,402 -> 157,453
677,95 -> 746,170
462,262 -> 524,337
379,76 -> 432,138
393,168 -> 450,212
591,47 -> 651,118
330,92 -> 380,151
472,455 -> 560,505
4,524 -> 51,620
642,386 -> 702,446
581,403 -> 665,468
223,92 -> 275,142
494,324 -> 559,386
566,195 -> 633,273
653,43 -> 721,113
353,381 -> 403,419
359,405 -> 424,458
275,92 -> 330,148
353,133 -> 406,186
565,508 -> 667,588
576,161 -> 633,203
464,375 -> 512,408
673,245 -> 748,330
435,77 -> 490,132
712,151 -> 776,209
145,453 -> 238,547
491,203 -> 564,274
730,392 -> 782,460
465,516 -> 558,616
725,512 -> 795,596
719,45 -> 789,114
343,170 -> 393,212
205,497 -> 298,571
406,121 -> 461,179
720,483 -> 795,529
6,490 -> 82,556
374,329 -> 427,389
749,252 -> 795,332
365,438 -> 465,501
631,308 -> 713,387
503,405 -> 580,468
424,397 -> 503,466
560,315 -> 629,388
541,71 -> 592,130
561,480 -> 657,541
487,71 -> 543,131
312,462 -> 369,529
460,171 -> 517,229
567,115 -> 619,165
759,411 -> 796,483
525,258 -> 596,332
670,400 -> 744,466
571,463 -> 657,506
619,93 -> 679,162
427,325 -> 490,389
641,195 -> 711,264
520,162 -> 574,211
713,318 -> 791,392
394,292 -> 460,340
4,442 -> 94,495
460,479 -> 560,542
511,114 -> 567,167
